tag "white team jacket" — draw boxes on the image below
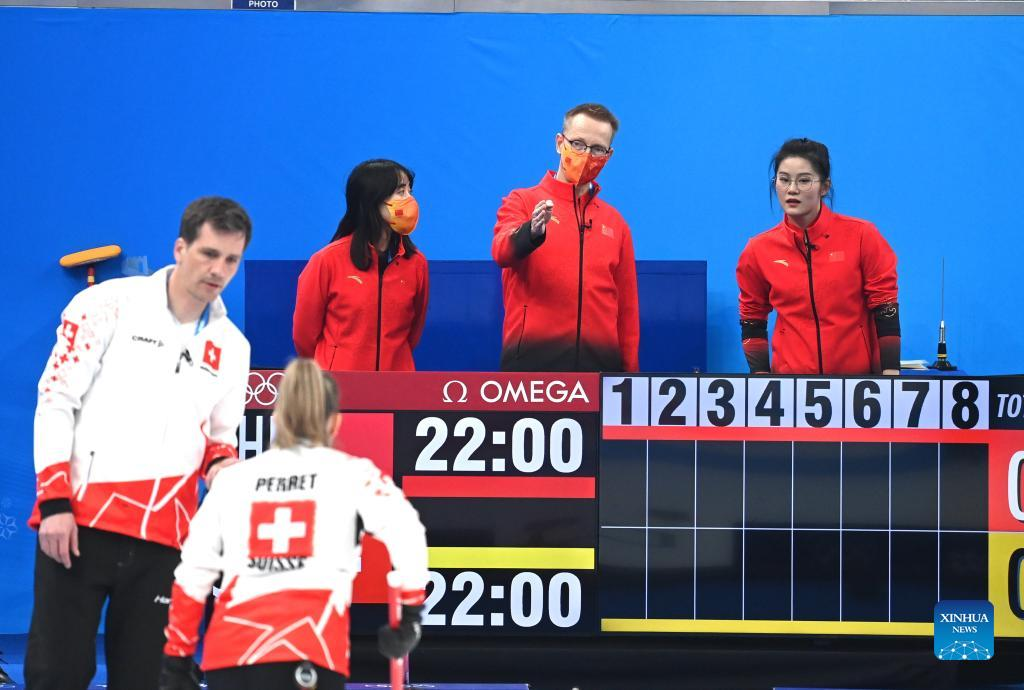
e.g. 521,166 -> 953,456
163,445 -> 429,675
32,266 -> 250,549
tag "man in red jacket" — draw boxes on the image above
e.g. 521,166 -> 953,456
492,103 -> 640,372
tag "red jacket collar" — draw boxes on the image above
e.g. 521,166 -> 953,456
538,171 -> 602,202
365,235 -> 408,259
783,202 -> 834,245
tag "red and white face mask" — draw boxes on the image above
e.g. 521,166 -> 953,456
560,142 -> 612,185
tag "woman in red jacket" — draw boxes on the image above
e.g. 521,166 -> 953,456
736,138 -> 900,375
293,159 -> 429,371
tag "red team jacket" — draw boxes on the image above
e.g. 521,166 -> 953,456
736,204 -> 898,374
492,173 -> 640,372
31,267 -> 249,548
293,236 -> 429,371
164,446 -> 428,675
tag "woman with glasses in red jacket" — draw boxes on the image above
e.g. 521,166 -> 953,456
293,159 -> 429,371
736,138 -> 900,375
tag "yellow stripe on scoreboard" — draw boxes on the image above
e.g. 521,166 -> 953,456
428,547 -> 594,570
601,618 -> 933,635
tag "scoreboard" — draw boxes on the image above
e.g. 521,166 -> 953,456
601,374 -> 1024,638
242,371 -> 599,634
241,371 -> 1024,639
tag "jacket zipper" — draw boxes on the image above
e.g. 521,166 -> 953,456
376,253 -> 386,372
573,192 -> 592,371
802,228 -> 824,374
516,305 -> 528,356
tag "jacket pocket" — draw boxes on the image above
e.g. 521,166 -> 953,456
858,325 -> 872,361
515,305 -> 528,358
75,450 -> 96,500
851,325 -> 876,372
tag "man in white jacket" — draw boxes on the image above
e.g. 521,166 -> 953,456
26,196 -> 253,690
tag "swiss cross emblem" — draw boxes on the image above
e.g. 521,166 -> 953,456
202,341 -> 221,370
61,320 -> 79,349
249,501 -> 315,558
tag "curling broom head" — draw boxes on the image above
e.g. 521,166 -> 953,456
59,245 -> 122,268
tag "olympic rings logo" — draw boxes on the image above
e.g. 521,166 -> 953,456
246,371 -> 284,406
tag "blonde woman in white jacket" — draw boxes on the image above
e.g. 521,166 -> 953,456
159,358 -> 428,690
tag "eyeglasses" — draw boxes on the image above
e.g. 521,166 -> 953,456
562,135 -> 611,158
774,174 -> 819,192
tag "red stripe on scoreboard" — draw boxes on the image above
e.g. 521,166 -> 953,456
402,475 -> 596,499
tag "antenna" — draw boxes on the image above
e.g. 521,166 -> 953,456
932,257 -> 955,370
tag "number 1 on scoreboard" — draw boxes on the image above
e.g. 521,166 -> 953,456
602,376 -> 649,426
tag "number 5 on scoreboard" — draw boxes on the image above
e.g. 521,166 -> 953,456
796,379 -> 842,428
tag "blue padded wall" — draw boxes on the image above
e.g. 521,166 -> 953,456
245,259 -> 707,372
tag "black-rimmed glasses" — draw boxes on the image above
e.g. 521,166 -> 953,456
562,136 -> 611,158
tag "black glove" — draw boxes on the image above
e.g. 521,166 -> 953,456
158,654 -> 201,690
377,604 -> 423,659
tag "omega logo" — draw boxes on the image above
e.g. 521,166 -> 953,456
443,380 -> 469,403
442,379 -> 590,405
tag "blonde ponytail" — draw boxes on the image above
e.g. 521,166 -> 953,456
272,358 -> 339,449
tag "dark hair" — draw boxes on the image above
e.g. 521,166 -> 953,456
273,358 -> 340,449
330,159 -> 418,271
179,196 -> 252,248
563,103 -> 620,137
770,138 -> 834,206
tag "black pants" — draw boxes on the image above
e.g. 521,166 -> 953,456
24,526 -> 180,690
206,661 -> 347,689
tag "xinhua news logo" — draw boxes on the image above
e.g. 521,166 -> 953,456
934,600 -> 994,660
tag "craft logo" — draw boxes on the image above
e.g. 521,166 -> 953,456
934,600 -> 993,660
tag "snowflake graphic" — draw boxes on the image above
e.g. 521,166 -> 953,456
938,640 -> 992,660
0,514 -> 16,540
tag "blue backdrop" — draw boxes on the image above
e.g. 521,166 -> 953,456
2,6 -> 1022,632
